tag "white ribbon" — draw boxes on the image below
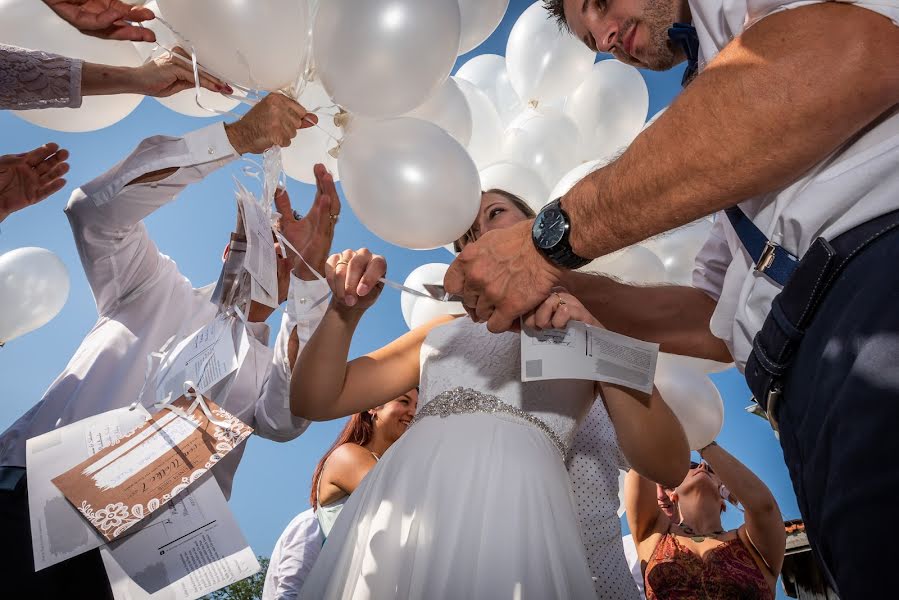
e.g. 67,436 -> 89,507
155,380 -> 231,430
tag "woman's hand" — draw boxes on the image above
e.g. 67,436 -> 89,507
131,47 -> 231,97
326,249 -> 386,315
0,144 -> 69,223
525,287 -> 603,330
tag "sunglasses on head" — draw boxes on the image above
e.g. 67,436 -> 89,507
690,461 -> 714,474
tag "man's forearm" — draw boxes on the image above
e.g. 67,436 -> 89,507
563,271 -> 731,361
564,3 -> 899,258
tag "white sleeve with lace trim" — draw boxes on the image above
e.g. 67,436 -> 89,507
0,43 -> 83,110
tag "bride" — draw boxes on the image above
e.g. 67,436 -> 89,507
291,190 -> 690,598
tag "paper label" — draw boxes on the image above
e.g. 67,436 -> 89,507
239,192 -> 279,308
100,477 -> 260,600
520,320 -> 659,394
52,397 -> 253,542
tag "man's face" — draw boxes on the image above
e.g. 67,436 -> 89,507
562,0 -> 688,71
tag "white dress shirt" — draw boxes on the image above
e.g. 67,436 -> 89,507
567,399 -> 641,600
0,123 -> 329,498
689,0 -> 899,370
263,508 -> 324,600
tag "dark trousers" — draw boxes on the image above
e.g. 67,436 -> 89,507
0,470 -> 113,598
777,225 -> 899,599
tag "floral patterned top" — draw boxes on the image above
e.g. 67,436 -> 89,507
644,530 -> 773,600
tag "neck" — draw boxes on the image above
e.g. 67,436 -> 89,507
679,502 -> 723,535
364,428 -> 392,457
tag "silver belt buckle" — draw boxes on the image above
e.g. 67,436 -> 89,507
755,241 -> 778,274
764,386 -> 782,432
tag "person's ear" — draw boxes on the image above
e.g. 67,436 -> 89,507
222,244 -> 230,263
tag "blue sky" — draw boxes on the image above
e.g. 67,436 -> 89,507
0,2 -> 798,596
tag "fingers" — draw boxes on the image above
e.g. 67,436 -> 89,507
485,309 -> 517,334
95,23 -> 157,43
550,303 -> 572,329
33,148 -> 69,177
167,48 -> 232,94
357,255 -> 386,297
332,249 -> 355,304
443,258 -> 465,296
39,161 -> 70,186
533,295 -> 556,329
35,178 -> 67,203
24,144 -> 60,167
273,188 -> 293,221
474,295 -> 494,323
343,249 -> 373,306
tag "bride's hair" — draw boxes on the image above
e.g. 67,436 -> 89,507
454,189 -> 536,253
309,411 -> 375,508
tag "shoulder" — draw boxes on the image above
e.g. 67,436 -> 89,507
327,443 -> 377,469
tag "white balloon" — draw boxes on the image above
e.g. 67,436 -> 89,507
479,163 -> 549,215
133,1 -> 241,118
313,0 -> 460,118
400,263 -> 465,330
654,355 -> 725,451
457,0 -> 509,55
501,108 -> 580,189
338,118 -> 481,250
643,219 -> 713,285
0,248 -> 70,344
581,245 -> 667,285
405,78 -> 472,147
281,79 -> 341,184
455,54 -> 523,127
548,158 -> 611,205
0,0 -> 143,132
157,0 -> 309,91
454,78 -> 504,171
565,60 -> 649,163
505,1 -> 595,106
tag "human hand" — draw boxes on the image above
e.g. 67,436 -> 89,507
132,47 -> 232,98
42,0 -> 156,42
0,144 -> 70,223
273,166 -> 340,281
444,219 -> 562,332
523,287 -> 602,330
224,93 -> 318,155
326,249 -> 386,315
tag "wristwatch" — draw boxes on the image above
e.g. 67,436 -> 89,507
532,198 -> 591,270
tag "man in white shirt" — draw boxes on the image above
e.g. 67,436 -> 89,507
262,508 -> 324,600
445,1 -> 898,596
0,93 -> 336,597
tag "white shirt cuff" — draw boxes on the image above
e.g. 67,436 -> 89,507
184,122 -> 240,165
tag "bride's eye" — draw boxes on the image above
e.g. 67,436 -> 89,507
488,207 -> 505,220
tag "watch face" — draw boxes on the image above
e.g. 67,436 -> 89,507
533,208 -> 566,249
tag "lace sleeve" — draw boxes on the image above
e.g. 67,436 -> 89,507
0,43 -> 83,110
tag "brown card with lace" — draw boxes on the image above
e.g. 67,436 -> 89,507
51,395 -> 252,542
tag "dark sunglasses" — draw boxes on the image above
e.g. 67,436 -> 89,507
690,461 -> 714,474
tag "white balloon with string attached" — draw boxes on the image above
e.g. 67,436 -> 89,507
0,248 -> 70,345
455,54 -> 523,127
400,263 -> 465,330
134,1 -> 242,118
281,78 -> 341,184
654,354 -> 725,451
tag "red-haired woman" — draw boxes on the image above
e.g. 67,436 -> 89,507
311,389 -> 418,538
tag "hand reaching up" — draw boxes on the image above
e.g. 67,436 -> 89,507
42,0 -> 156,42
0,144 -> 70,223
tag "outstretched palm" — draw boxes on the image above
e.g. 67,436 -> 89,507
0,144 -> 69,223
42,0 -> 156,42
273,164 -> 341,280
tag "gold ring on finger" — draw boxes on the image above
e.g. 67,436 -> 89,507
554,292 -> 566,307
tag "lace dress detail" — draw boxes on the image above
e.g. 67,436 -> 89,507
419,317 -> 594,450
0,44 -> 83,110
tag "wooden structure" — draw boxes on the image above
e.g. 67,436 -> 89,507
781,520 -> 839,599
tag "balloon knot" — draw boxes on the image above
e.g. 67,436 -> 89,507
528,99 -> 539,109
327,143 -> 342,159
333,109 -> 351,129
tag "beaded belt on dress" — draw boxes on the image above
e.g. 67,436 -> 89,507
410,387 -> 566,457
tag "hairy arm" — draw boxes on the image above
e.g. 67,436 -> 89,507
701,443 -> 786,576
564,271 -> 730,360
564,3 -> 899,257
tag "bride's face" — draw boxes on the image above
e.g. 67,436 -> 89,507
458,192 -> 533,250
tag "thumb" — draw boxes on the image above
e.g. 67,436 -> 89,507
273,188 -> 293,219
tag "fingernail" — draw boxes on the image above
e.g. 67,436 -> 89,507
225,84 -> 233,94
358,284 -> 369,295
345,295 -> 356,306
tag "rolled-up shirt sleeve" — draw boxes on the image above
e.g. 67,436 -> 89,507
692,215 -> 731,303
253,276 -> 329,441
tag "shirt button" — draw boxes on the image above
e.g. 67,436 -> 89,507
208,147 -> 216,155
299,297 -> 307,305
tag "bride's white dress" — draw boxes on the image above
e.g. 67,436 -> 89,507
300,318 -> 598,599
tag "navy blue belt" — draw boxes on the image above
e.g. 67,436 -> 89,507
725,206 -> 799,286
